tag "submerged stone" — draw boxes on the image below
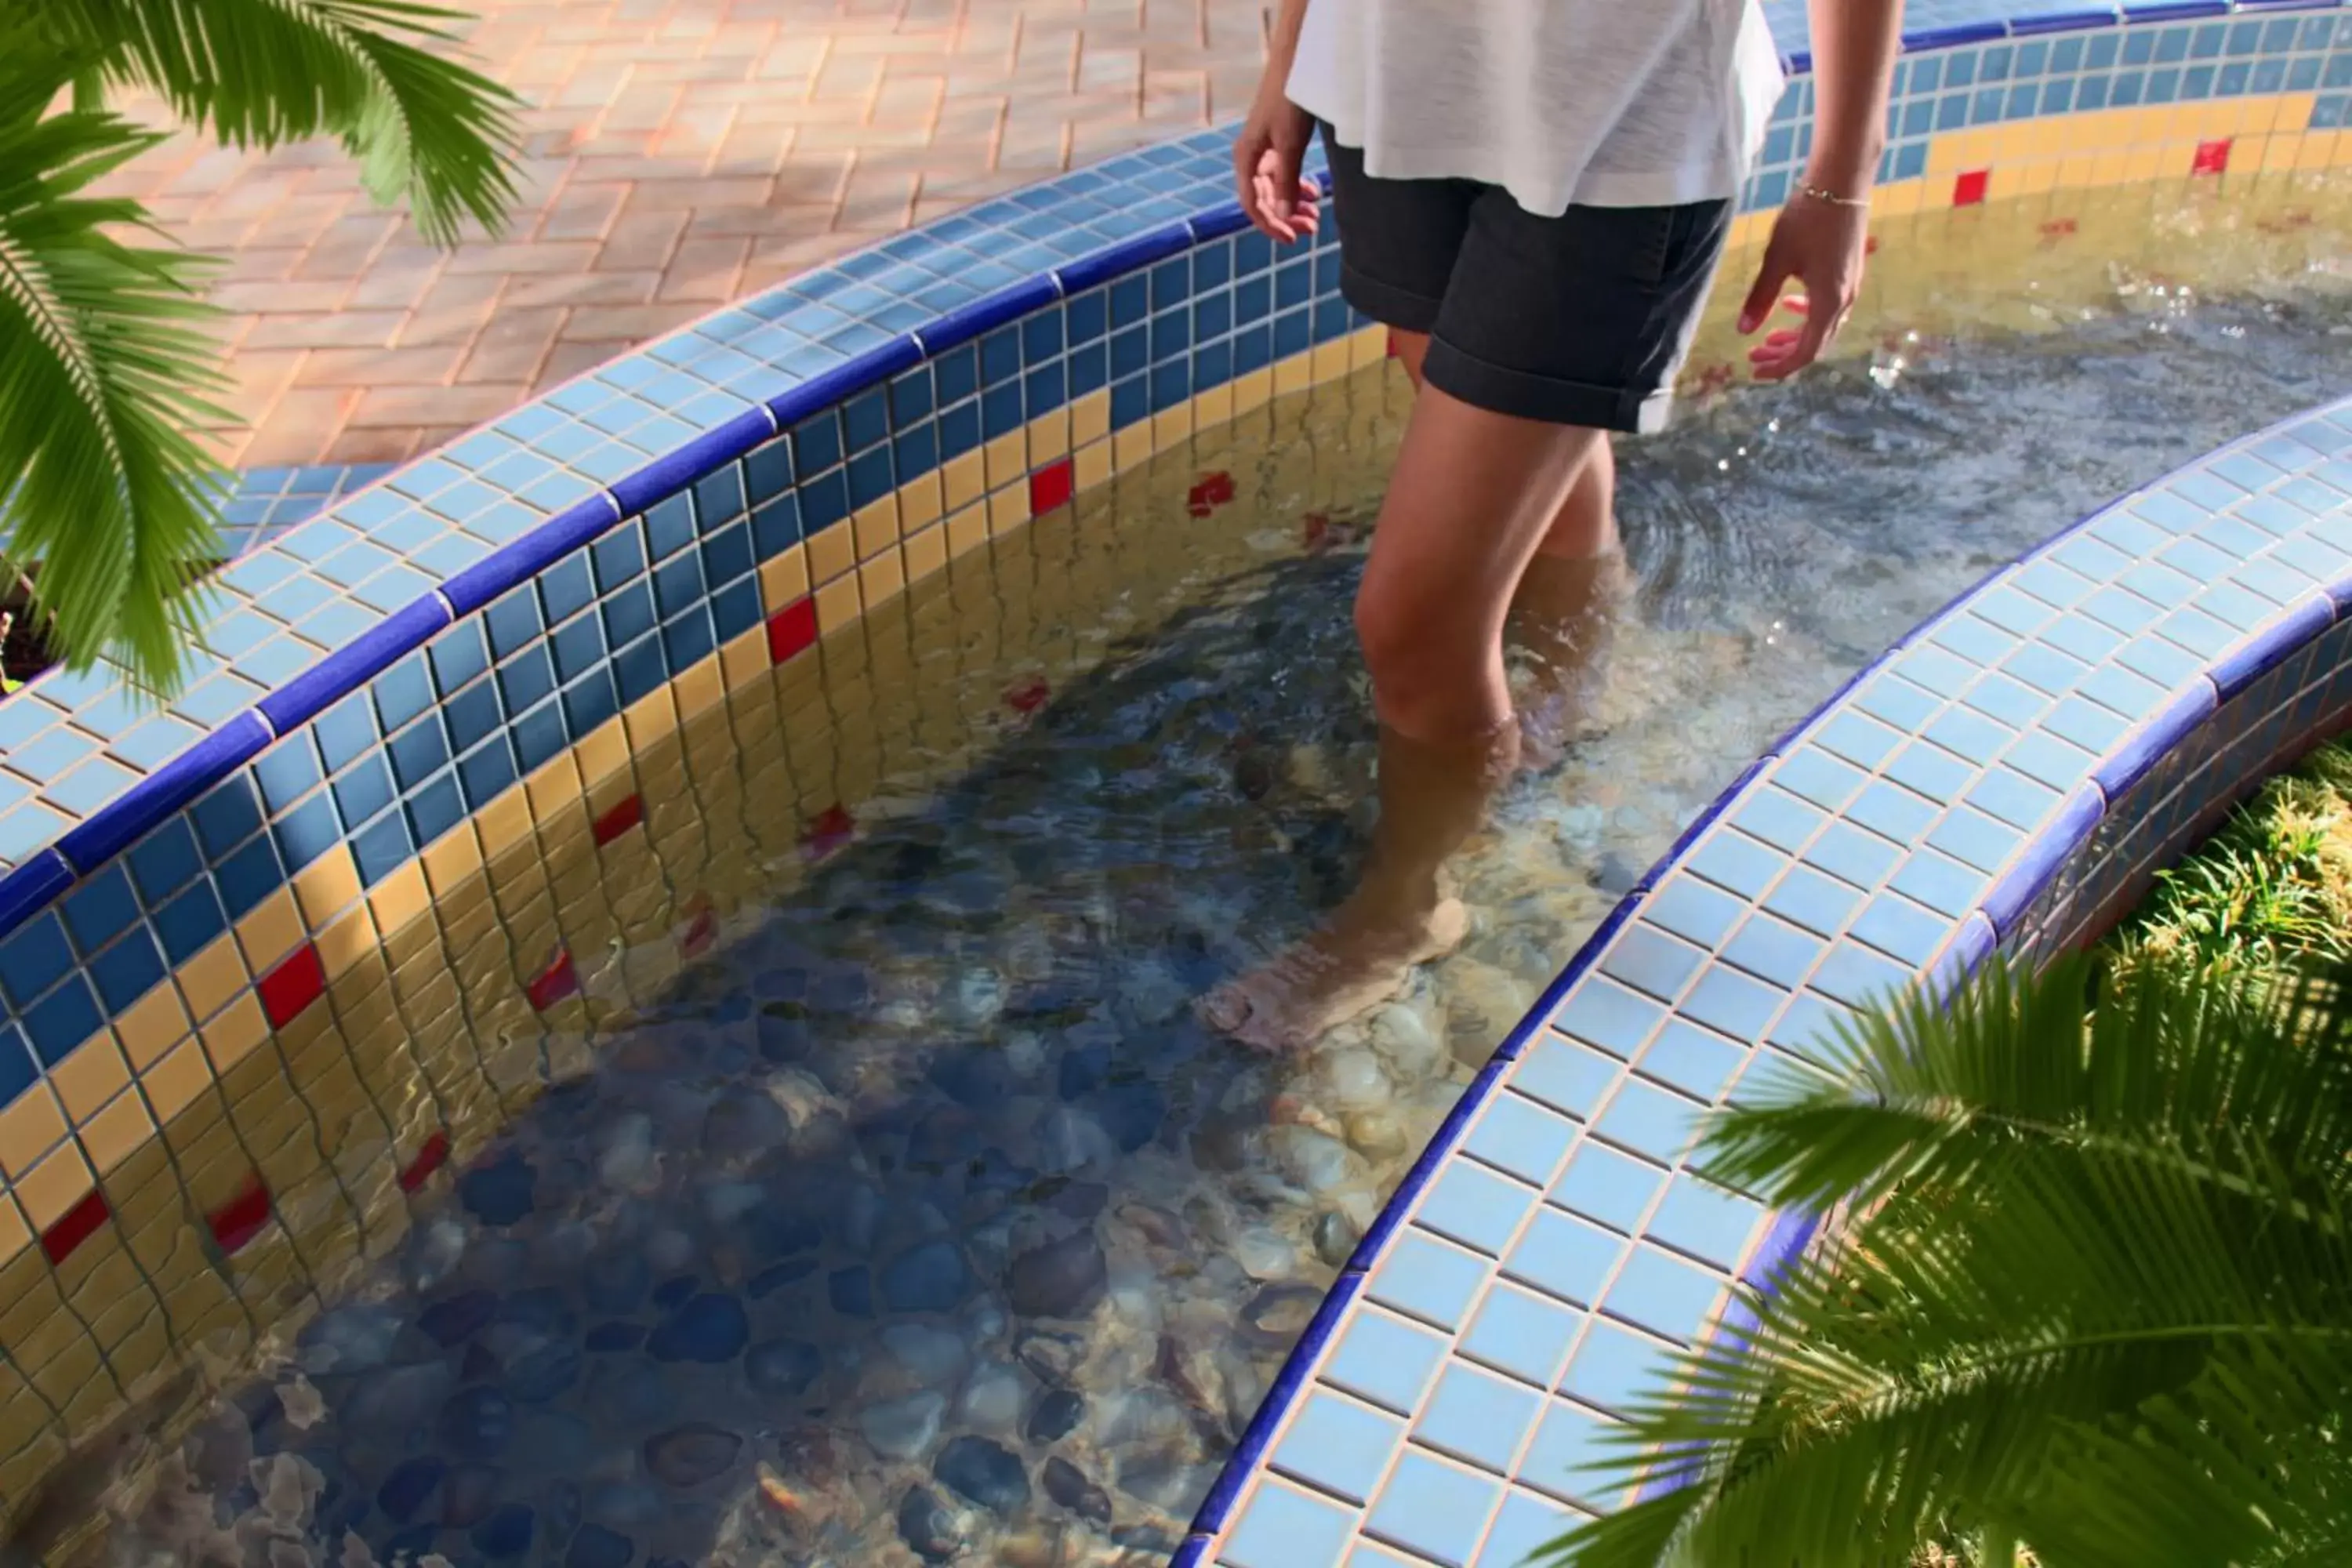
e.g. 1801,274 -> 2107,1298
880,1240 -> 971,1315
643,1423 -> 742,1488
1005,1232 -> 1106,1319
646,1293 -> 749,1363
933,1435 -> 1030,1515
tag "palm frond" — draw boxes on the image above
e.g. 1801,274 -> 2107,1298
14,0 -> 522,245
1532,956 -> 2352,1568
0,93 -> 233,695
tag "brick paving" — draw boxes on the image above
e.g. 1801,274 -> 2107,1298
103,1 -> 1276,470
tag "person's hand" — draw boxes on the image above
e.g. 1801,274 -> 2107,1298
1736,191 -> 1871,380
1233,83 -> 1321,245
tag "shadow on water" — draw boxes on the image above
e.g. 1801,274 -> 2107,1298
78,286 -> 2352,1568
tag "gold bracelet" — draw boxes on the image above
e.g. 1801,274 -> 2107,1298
1797,183 -> 1870,210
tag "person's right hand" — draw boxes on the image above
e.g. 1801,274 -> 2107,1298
1233,84 -> 1321,245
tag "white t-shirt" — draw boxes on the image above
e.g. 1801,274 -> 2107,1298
1286,0 -> 1787,216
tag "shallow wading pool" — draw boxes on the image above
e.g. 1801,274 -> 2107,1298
0,5 -> 2347,1566
61,284 -> 2352,1568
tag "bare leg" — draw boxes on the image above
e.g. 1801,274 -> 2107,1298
1515,443 -> 1632,768
1202,377 -> 1605,1051
1388,332 -> 1631,768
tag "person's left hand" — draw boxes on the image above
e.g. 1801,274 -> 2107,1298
1736,192 -> 1871,381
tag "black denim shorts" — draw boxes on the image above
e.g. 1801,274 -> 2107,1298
1319,126 -> 1732,434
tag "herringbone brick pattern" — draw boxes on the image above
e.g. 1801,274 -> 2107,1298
101,0 -> 1275,470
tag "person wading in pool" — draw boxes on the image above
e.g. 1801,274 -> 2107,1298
1201,0 -> 1904,1051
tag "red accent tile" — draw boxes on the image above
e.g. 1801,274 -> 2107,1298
527,949 -> 579,1011
593,793 -> 644,845
1005,677 -> 1050,715
1185,470 -> 1237,518
40,1189 -> 109,1265
257,944 -> 325,1029
206,1174 -> 272,1255
801,804 -> 855,858
1953,169 -> 1990,207
2192,137 -> 2232,176
399,1131 -> 451,1192
679,895 -> 717,959
766,597 -> 818,666
2039,217 -> 2079,243
1027,458 -> 1074,517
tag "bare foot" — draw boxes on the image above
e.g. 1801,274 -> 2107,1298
1200,897 -> 1470,1053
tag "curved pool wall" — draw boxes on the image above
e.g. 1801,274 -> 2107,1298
0,0 -> 2347,1540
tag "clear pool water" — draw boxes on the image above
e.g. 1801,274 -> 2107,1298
80,284 -> 2352,1568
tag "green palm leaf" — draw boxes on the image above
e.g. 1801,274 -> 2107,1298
11,0 -> 522,245
0,92 -> 234,696
1533,954 -> 2352,1568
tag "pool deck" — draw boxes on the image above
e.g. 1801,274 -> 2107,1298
108,0 -> 1277,472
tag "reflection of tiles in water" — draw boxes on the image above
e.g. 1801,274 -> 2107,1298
0,350 -> 1405,1549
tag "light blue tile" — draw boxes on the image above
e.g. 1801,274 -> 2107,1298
1414,1363 -> 1544,1474
1592,1081 -> 1704,1165
0,801 -> 72,866
1363,1451 -> 1502,1568
1465,1093 -> 1581,1189
1551,978 -> 1663,1060
1882,739 -> 1973,804
1559,1320 -> 1679,1417
1504,1207 -> 1625,1309
1646,1177 -> 1766,1272
1419,1161 -> 1540,1256
1849,893 -> 1954,967
1602,1246 -> 1727,1345
1677,962 -> 1783,1044
1760,865 -> 1860,937
1599,923 -> 1706,1004
1634,1020 -> 1744,1102
1223,1479 -> 1356,1568
1642,874 -> 1744,949
1272,1392 -> 1406,1504
1719,913 -> 1823,991
1459,1283 -> 1585,1388
1926,805 -> 2024,874
1548,1142 -> 1664,1235
1516,1399 -> 1624,1508
1729,786 -> 1825,855
1803,821 -> 1901,890
1369,1230 -> 1491,1330
1686,827 -> 1784,899
1965,766 -> 2061,832
1888,850 -> 1986,918
5,724 -> 99,784
1807,944 -> 1913,1011
1811,710 -> 1901,771
1475,1488 -> 1581,1568
1512,1035 -> 1621,1120
47,755 -> 138,817
1324,1309 -> 1450,1414
1772,747 -> 1865,812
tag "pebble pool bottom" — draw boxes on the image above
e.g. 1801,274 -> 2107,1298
85,285 -> 2352,1568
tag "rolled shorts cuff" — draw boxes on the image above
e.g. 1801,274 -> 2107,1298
1339,261 -> 1443,336
1421,336 -> 1679,434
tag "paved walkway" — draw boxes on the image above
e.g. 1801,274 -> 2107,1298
107,0 -> 1274,470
